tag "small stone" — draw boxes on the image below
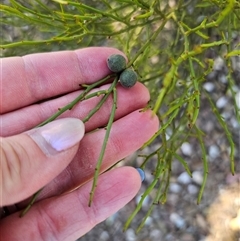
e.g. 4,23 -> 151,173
213,57 -> 225,71
181,142 -> 192,156
99,231 -> 110,241
203,82 -> 215,92
209,145 -> 220,159
170,212 -> 186,229
218,74 -> 227,84
192,171 -> 203,185
216,96 -> 228,109
187,184 -> 199,194
105,212 -> 118,226
170,183 -> 182,193
125,228 -> 136,241
150,229 -> 162,240
230,117 -> 240,129
145,216 -> 153,226
177,172 -> 192,184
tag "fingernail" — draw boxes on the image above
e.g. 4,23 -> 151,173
136,168 -> 145,182
27,118 -> 85,155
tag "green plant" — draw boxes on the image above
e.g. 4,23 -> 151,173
1,0 -> 239,231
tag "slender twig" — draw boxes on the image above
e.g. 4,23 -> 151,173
88,77 -> 118,206
204,90 -> 235,175
37,75 -> 114,127
19,188 -> 43,217
194,126 -> 208,204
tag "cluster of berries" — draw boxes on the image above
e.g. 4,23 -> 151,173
107,54 -> 138,88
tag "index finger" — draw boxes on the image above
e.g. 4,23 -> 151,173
0,47 -> 125,114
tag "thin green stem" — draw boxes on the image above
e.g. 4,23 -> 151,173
168,150 -> 192,177
204,90 -> 235,174
142,107 -> 180,149
67,1 -> 129,25
185,0 -> 236,35
19,188 -> 43,217
83,87 -> 115,123
124,156 -> 165,231
88,78 -> 118,206
127,19 -> 167,67
188,57 -> 200,127
37,75 -> 114,127
194,126 -> 208,204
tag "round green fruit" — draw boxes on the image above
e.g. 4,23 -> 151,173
107,54 -> 126,73
119,68 -> 138,88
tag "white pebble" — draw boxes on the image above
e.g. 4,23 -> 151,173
218,74 -> 227,84
170,183 -> 182,193
187,184 -> 199,194
192,171 -> 203,185
105,212 -> 118,226
145,216 -> 153,226
125,228 -> 136,241
216,96 -> 228,109
150,229 -> 162,240
100,231 -> 110,241
181,142 -> 192,156
213,57 -> 225,71
209,145 -> 220,159
221,111 -> 231,119
177,172 -> 192,184
231,117 -> 240,129
203,82 -> 215,92
170,213 -> 186,229
166,132 -> 171,140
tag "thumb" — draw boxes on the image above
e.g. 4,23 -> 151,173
0,118 -> 85,206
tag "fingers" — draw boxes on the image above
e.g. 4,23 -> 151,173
35,110 -> 159,200
1,47 -> 125,113
0,118 -> 85,206
0,167 -> 141,241
0,82 -> 149,137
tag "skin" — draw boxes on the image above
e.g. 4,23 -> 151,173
0,47 -> 159,241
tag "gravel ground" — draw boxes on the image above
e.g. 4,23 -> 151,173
78,55 -> 240,241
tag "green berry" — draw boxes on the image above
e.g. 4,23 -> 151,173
107,54 -> 126,73
119,68 -> 138,88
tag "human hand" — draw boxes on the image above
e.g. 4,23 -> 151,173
0,47 -> 159,240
